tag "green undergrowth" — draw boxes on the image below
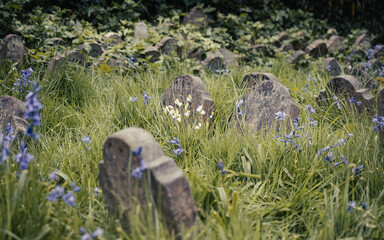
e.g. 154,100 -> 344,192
0,56 -> 383,239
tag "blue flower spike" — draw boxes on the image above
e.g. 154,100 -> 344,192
217,161 -> 226,175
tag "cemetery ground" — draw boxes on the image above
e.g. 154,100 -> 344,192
1,6 -> 384,240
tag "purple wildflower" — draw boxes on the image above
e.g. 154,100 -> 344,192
142,92 -> 151,105
347,201 -> 356,212
49,170 -> 59,181
275,111 -> 287,120
129,96 -> 138,103
62,191 -> 76,206
217,161 -> 226,175
14,141 -> 34,170
71,182 -> 81,192
82,135 -> 91,144
46,185 -> 65,202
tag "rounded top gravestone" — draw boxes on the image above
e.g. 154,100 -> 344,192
0,34 -> 28,63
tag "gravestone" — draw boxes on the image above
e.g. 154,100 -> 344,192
134,22 -> 149,39
0,34 -> 28,63
324,57 -> 342,76
188,48 -> 204,61
0,95 -> 28,137
273,32 -> 289,47
278,43 -> 293,52
241,72 -> 280,91
219,48 -> 242,66
96,52 -> 127,69
326,35 -> 345,54
288,50 -> 306,64
353,34 -> 370,52
46,50 -> 87,75
183,6 -> 208,29
234,74 -> 299,133
155,37 -> 181,56
201,55 -> 225,73
377,89 -> 384,141
250,44 -> 267,56
143,46 -> 160,62
316,75 -> 374,113
305,40 -> 327,58
291,31 -> 309,50
161,75 -> 214,123
78,42 -> 104,58
99,127 -> 196,236
349,68 -> 376,92
103,32 -> 123,48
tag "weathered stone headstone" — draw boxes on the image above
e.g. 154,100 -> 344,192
161,75 -> 214,123
288,50 -> 306,64
273,32 -> 289,47
0,95 -> 28,137
155,37 -> 181,56
326,35 -> 345,54
183,6 -> 208,29
142,46 -> 160,62
46,49 -> 87,75
324,57 -> 342,76
103,32 -> 123,48
377,89 -> 384,141
78,42 -> 104,58
99,127 -> 196,236
219,48 -> 242,66
349,68 -> 376,91
234,74 -> 299,133
241,72 -> 280,91
134,22 -> 149,39
305,40 -> 327,58
316,75 -> 374,113
188,48 -> 204,61
291,31 -> 309,50
250,44 -> 267,56
353,34 -> 370,52
278,43 -> 293,52
0,34 -> 28,63
201,55 -> 225,73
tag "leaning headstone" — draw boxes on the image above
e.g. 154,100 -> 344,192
155,37 -> 181,56
326,35 -> 345,54
201,55 -> 225,73
0,95 -> 28,137
183,6 -> 208,29
377,89 -> 384,141
142,46 -> 160,62
0,34 -> 28,63
324,57 -> 342,76
234,75 -> 299,133
241,72 -> 280,91
46,49 -> 87,75
352,34 -> 370,52
305,39 -> 327,58
219,48 -> 242,66
78,42 -> 104,58
288,50 -> 306,64
134,22 -> 149,39
99,127 -> 196,236
315,75 -> 374,113
103,32 -> 123,48
161,75 -> 214,123
349,68 -> 376,92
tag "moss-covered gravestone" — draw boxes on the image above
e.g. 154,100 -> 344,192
99,127 -> 196,236
305,39 -> 327,58
324,57 -> 342,76
0,34 -> 28,63
155,37 -> 181,56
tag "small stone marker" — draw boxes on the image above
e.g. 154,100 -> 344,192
0,34 -> 28,63
376,89 -> 384,141
134,22 -> 149,39
273,31 -> 289,47
103,32 -> 123,48
288,50 -> 306,64
155,37 -> 181,56
305,39 -> 327,58
326,35 -> 344,54
235,73 -> 299,133
278,43 -> 293,52
99,127 -> 196,235
183,6 -> 208,29
142,46 -> 160,62
324,57 -> 342,76
78,42 -> 104,58
241,72 -> 279,91
0,95 -> 28,137
316,75 -> 374,113
161,75 -> 214,124
201,55 -> 225,73
349,68 -> 376,91
219,48 -> 242,66
353,34 -> 370,52
46,49 -> 87,75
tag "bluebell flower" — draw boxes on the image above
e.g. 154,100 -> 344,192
129,96 -> 138,103
325,64 -> 331,72
14,141 -> 34,170
24,81 -> 43,141
93,187 -> 100,197
307,74 -> 311,82
304,84 -> 308,93
0,129 -> 15,165
333,139 -> 346,148
332,96 -> 341,109
169,137 -> 181,145
131,159 -> 147,179
49,170 -> 59,181
325,151 -> 334,163
306,105 -> 315,113
129,56 -> 135,66
362,202 -> 367,210
290,77 -> 293,82
80,227 -> 104,240
236,99 -> 244,116
275,111 -> 287,120
355,164 -> 364,175
46,186 -> 65,202
13,68 -> 33,95
62,191 -> 76,206
217,161 -> 226,175
347,201 -> 356,212
173,146 -> 184,156
292,117 -> 301,127
215,67 -> 229,77
318,146 -> 330,156
373,126 -> 379,132
82,135 -> 91,144
142,92 -> 151,105
71,182 -> 81,192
